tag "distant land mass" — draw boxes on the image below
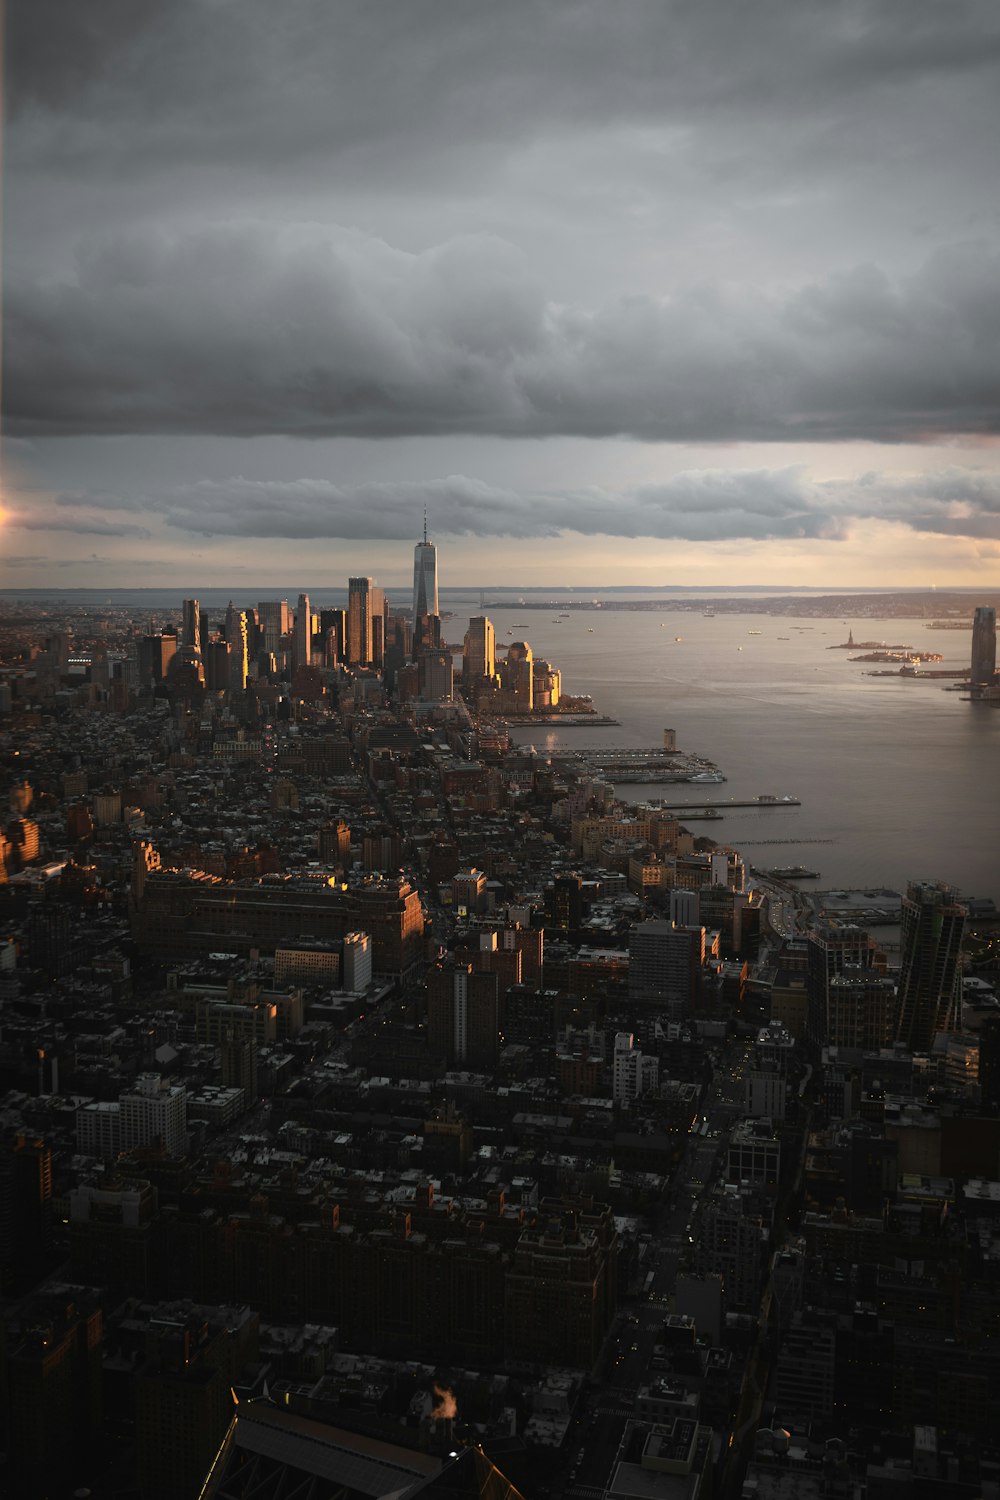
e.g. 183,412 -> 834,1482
478,591 -> 1000,618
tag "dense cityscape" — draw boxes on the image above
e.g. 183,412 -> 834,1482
5,1 -> 1000,1496
0,524 -> 997,1500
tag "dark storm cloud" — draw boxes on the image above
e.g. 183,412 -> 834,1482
5,0 -> 1000,568
5,228 -> 998,442
41,465 -> 1000,544
8,1 -> 999,175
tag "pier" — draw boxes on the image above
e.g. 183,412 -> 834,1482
656,797 -> 801,809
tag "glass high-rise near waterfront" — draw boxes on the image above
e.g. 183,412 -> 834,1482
894,880 -> 966,1052
971,606 -> 997,687
412,514 -> 438,622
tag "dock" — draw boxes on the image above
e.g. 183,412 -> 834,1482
651,797 -> 801,810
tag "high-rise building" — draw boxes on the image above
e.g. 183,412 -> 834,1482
412,512 -> 439,622
504,640 -> 534,710
613,1031 -> 659,1105
347,577 -> 385,668
257,599 -> 292,655
505,1199 -> 618,1367
805,923 -> 885,1059
319,606 -> 346,665
181,598 -> 202,656
827,965 -> 898,1050
532,658 -> 561,707
427,961 -> 500,1068
0,1136 -> 53,1293
342,931 -> 372,992
629,918 -> 705,1016
895,880 -> 966,1052
419,648 -> 453,701
225,601 -> 249,691
971,605 -> 997,686
462,614 -> 496,690
293,592 -> 312,673
2,1290 -> 103,1496
119,1073 -> 188,1156
138,630 -> 177,685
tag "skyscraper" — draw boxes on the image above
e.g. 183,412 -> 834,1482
225,601 -> 249,691
257,599 -> 292,655
181,598 -> 202,656
347,577 -> 385,668
805,922 -> 884,1059
347,576 -> 374,666
412,512 -> 439,621
895,880 -> 966,1052
462,614 -> 496,690
293,592 -> 311,673
971,605 -> 997,686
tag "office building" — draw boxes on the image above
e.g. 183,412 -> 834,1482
136,1304 -> 258,1500
220,1032 -> 258,1101
224,601 -> 249,691
2,1291 -> 103,1497
77,1100 -> 123,1159
419,648 -> 453,701
427,961 -> 500,1068
504,640 -> 534,710
971,605 -> 997,686
629,918 -> 705,1017
293,591 -> 312,673
347,576 -> 384,668
462,614 -> 496,690
181,597 -> 202,656
805,922 -> 885,1059
319,606 -> 346,665
670,888 -> 700,926
138,630 -> 177,685
412,513 -> 439,622
895,880 -> 966,1052
0,1136 -> 53,1293
119,1073 -> 188,1156
505,1198 -> 618,1368
532,658 -> 561,707
257,599 -> 292,654
727,1119 -> 781,1188
827,965 -> 898,1050
342,930 -> 372,992
613,1031 -> 659,1106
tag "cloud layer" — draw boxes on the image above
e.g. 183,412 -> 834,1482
6,226 -> 999,443
20,465 -> 998,546
4,1 -> 999,579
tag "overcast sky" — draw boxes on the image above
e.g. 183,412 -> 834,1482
3,0 -> 999,591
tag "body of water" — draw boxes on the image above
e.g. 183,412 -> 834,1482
491,606 -> 999,905
4,588 -> 995,903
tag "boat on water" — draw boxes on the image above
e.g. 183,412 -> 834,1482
748,630 -> 762,636
756,793 -> 798,803
767,865 -> 820,880
703,607 -> 716,617
689,771 -> 725,783
674,636 -> 683,642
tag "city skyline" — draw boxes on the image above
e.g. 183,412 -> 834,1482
3,2 -> 1000,590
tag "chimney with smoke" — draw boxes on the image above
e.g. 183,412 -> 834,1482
424,1381 -> 458,1454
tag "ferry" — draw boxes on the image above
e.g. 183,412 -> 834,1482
689,771 -> 725,784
